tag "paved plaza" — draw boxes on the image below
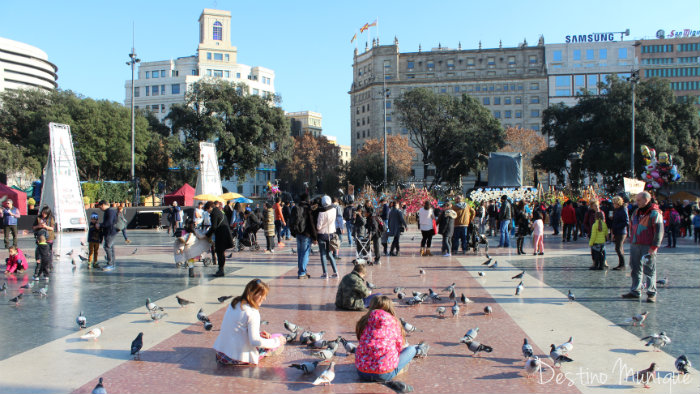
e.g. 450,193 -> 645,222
0,229 -> 698,394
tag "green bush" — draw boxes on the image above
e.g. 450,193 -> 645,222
81,183 -> 100,203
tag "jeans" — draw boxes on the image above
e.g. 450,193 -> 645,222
442,234 -> 452,254
562,223 -> 574,241
629,244 -> 656,297
498,219 -> 511,247
452,226 -> 467,253
613,233 -> 626,266
345,222 -> 354,245
318,234 -> 337,275
695,227 -> 700,243
281,225 -> 290,239
357,345 -> 417,382
121,228 -> 128,241
296,234 -> 312,276
274,220 -> 283,243
666,224 -> 678,247
4,224 -> 17,248
103,233 -> 116,266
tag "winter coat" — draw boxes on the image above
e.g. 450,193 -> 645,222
453,202 -> 475,227
387,207 -> 407,237
611,207 -> 629,236
5,248 -> 28,273
316,205 -> 337,235
263,208 -> 275,237
583,208 -> 598,235
438,209 -> 457,237
561,205 -> 577,225
515,209 -> 530,237
589,220 -> 608,246
498,200 -> 512,220
206,208 -> 234,252
630,203 -> 664,247
355,309 -> 403,374
335,271 -> 371,311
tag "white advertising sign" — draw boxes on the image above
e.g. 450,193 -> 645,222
40,123 -> 87,231
195,142 -> 223,197
623,177 -> 646,195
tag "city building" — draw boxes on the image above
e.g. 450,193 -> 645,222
286,111 -> 322,137
325,135 -> 352,165
350,37 -> 548,181
636,30 -> 700,110
545,37 -> 638,107
0,37 -> 58,92
124,9 -> 275,122
221,164 -> 276,197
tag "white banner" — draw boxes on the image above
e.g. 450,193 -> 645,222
40,123 -> 87,231
195,142 -> 223,197
623,177 -> 646,195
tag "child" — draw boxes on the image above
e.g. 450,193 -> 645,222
589,212 -> 609,270
87,213 -> 102,269
531,211 -> 544,255
33,234 -> 51,281
5,246 -> 28,274
174,219 -> 210,277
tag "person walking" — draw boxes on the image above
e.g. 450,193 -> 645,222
333,197 -> 344,260
206,201 -> 234,277
343,202 -> 356,246
364,207 -> 384,265
290,194 -> 316,279
514,200 -> 530,255
497,195 -> 512,248
316,196 -> 338,278
438,202 -> 457,257
487,200 -> 498,237
548,199 -> 562,236
622,192 -> 663,303
97,201 -> 117,270
451,196 -> 474,254
663,204 -> 680,248
379,198 -> 391,255
611,196 -> 629,270
589,212 -> 609,270
273,197 -> 286,247
561,201 -> 577,242
1,199 -> 20,249
387,201 -> 407,257
531,211 -> 544,255
281,201 -> 291,240
417,201 -> 435,256
166,201 -> 179,235
115,206 -> 131,244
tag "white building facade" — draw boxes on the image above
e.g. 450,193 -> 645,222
0,37 -> 58,92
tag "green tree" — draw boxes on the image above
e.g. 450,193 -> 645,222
0,137 -> 42,179
167,80 -> 293,181
534,75 -> 700,188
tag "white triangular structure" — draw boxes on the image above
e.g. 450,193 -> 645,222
195,141 -> 223,197
39,123 -> 87,231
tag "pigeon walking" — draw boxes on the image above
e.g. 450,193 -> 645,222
633,363 -> 657,389
340,337 -> 357,354
284,320 -> 300,333
481,258 -> 492,266
399,318 -> 421,334
366,281 -> 377,290
20,282 -> 34,289
675,355 -> 691,375
464,340 -> 493,357
78,254 -> 89,262
34,286 -> 48,297
196,308 -> 210,323
383,380 -> 414,393
524,356 -> 542,378
477,271 -> 486,277
311,347 -> 335,361
549,344 -> 573,367
1,281 -> 6,293
625,311 -> 649,327
289,361 -> 319,374
218,295 -> 233,303
460,327 -> 479,342
146,298 -> 163,313
312,361 -> 336,385
131,248 -> 138,255
512,271 -> 525,279
443,283 -> 456,292
460,294 -> 473,304
76,311 -> 87,329
81,327 -> 105,341
203,321 -> 213,331
175,295 -> 194,307
483,306 -> 493,316
9,293 -> 22,305
92,377 -> 107,394
656,277 -> 668,287
131,332 -> 143,360
150,310 -> 167,322
515,281 -> 524,296
436,306 -> 446,318
522,338 -> 534,358
448,289 -> 456,301
428,288 -> 441,301
557,337 -> 574,354
641,332 -> 671,351
451,301 -> 460,317
567,290 -> 575,302
489,261 -> 498,269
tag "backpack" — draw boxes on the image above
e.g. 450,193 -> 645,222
343,206 -> 354,221
289,204 -> 307,237
670,210 -> 681,225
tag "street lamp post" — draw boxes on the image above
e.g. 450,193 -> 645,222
627,70 -> 639,177
382,66 -> 388,190
126,46 -> 140,205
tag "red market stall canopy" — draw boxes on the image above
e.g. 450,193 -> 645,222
163,183 -> 195,207
0,183 -> 27,215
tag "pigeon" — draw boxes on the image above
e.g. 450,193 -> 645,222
436,306 -> 446,318
393,287 -> 404,294
309,330 -> 325,343
397,291 -> 405,300
415,341 -> 430,357
464,340 -> 493,356
326,337 -> 342,353
203,321 -> 213,331
150,310 -> 167,322
34,286 -> 48,297
130,332 -> 143,360
484,306 -> 493,315
428,288 -> 441,301
481,258 -> 492,265
284,320 -> 300,333
311,347 -> 335,361
175,295 -> 194,307
512,271 -> 525,279
460,294 -> 469,304
522,338 -> 534,358
451,301 -> 460,317
289,360 -> 319,374
477,271 -> 486,277
299,330 -> 313,345
226,253 -> 233,259
549,344 -> 574,366
485,253 -> 491,259
656,277 -> 668,287
9,293 -> 22,305
633,362 -> 657,389
131,248 -> 138,255
67,249 -> 75,256
399,318 -> 421,334
461,327 -> 479,342
20,282 -> 34,289
217,295 -> 233,303
443,283 -> 456,292
557,337 -> 574,354
146,298 -> 163,313
312,361 -> 336,385
524,356 -> 542,378
489,261 -> 498,269
384,380 -> 414,393
567,290 -> 575,302
366,281 -> 377,290
76,311 -> 87,329
340,337 -> 357,354
260,320 -> 270,325
81,326 -> 104,341
419,268 -> 426,275
196,308 -> 210,323
412,291 -> 424,297
449,289 -> 456,300
515,281 -> 524,296
1,282 -> 6,293
280,329 -> 297,342
308,339 -> 329,349
81,241 -> 86,246
675,355 -> 691,375
92,377 -> 107,394
625,311 -> 649,327
78,255 -> 88,262
641,332 -> 671,351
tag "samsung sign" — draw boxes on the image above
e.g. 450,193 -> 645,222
565,33 -> 616,43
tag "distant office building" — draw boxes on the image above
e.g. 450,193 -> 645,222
350,37 -> 547,181
286,111 -> 322,137
545,37 -> 637,107
124,9 -> 275,122
0,37 -> 57,92
325,135 -> 352,165
636,30 -> 700,109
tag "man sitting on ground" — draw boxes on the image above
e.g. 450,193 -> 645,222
335,264 -> 372,311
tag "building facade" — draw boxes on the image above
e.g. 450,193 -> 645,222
349,37 -> 547,181
124,9 -> 275,122
636,31 -> 700,109
286,111 -> 322,137
545,39 -> 638,107
0,37 -> 57,92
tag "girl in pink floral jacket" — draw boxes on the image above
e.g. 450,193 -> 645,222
355,296 -> 426,382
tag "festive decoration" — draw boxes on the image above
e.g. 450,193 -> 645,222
639,145 -> 681,189
396,186 -> 437,214
469,187 -> 538,203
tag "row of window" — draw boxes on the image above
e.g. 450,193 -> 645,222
134,104 -> 167,113
482,96 -> 540,105
645,67 -> 700,78
145,70 -> 178,79
206,52 -> 230,61
355,121 -> 541,141
134,84 -> 181,97
403,68 -> 540,80
404,55 -> 539,71
670,81 -> 700,91
678,43 -> 700,52
642,45 -> 674,53
492,109 -> 540,118
642,57 -> 675,65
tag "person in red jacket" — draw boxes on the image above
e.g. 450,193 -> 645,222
561,201 -> 577,242
5,246 -> 28,274
583,200 -> 600,238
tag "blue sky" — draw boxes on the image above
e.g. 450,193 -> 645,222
1,0 -> 698,146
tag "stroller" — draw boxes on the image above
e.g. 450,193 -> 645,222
353,234 -> 373,265
173,228 -> 213,268
468,223 -> 489,254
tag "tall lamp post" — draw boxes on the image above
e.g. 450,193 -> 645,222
627,70 -> 639,177
382,66 -> 389,190
126,47 -> 140,205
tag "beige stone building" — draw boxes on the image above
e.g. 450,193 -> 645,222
286,111 -> 322,137
349,37 -> 547,181
0,37 -> 57,92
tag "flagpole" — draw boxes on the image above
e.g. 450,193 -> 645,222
376,17 -> 379,43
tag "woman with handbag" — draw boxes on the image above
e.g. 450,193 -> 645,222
115,206 -> 131,244
316,195 -> 339,279
417,201 -> 435,256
